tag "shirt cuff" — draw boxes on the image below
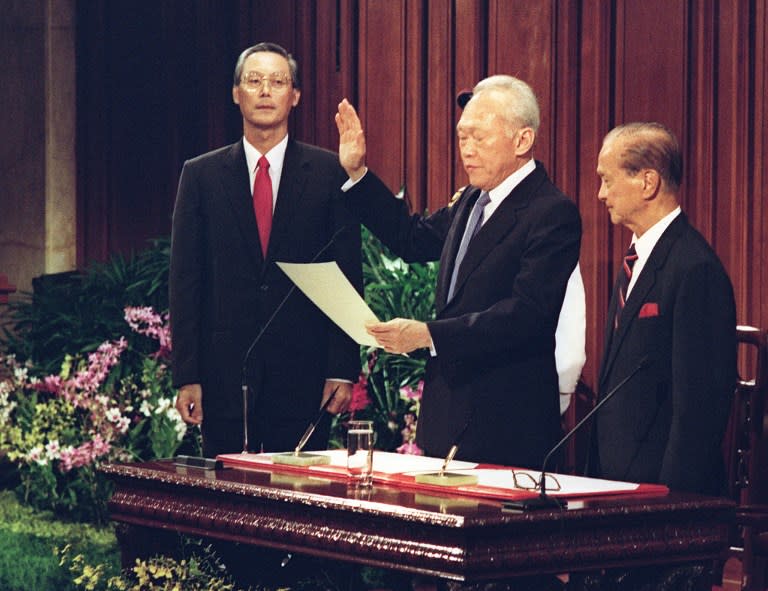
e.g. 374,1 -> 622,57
341,168 -> 368,191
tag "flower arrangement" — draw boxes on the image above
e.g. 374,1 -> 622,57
0,306 -> 188,523
395,380 -> 423,455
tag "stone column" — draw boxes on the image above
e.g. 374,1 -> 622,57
0,0 -> 76,295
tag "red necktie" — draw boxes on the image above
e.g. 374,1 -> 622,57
253,155 -> 273,256
614,243 -> 638,329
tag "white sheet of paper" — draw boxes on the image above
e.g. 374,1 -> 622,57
236,450 -> 639,495
453,469 -> 639,495
277,261 -> 379,346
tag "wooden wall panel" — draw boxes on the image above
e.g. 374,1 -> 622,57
686,1 -> 717,243
405,0 -> 427,210
756,0 -> 768,331
615,0 -> 687,130
357,1 -> 407,192
488,1 -> 555,169
551,0 -> 582,204
577,0 -> 615,387
453,0 -> 486,187
716,1 -> 754,327
72,0 -> 768,398
425,0 -> 454,210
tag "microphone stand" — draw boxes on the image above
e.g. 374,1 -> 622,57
504,357 -> 650,511
240,225 -> 350,454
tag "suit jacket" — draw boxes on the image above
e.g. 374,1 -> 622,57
345,162 -> 581,468
591,212 -> 736,495
169,138 -> 361,452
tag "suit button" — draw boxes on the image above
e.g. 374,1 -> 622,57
260,284 -> 268,292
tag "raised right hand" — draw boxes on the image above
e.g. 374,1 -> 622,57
335,98 -> 367,181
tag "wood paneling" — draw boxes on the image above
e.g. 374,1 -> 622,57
489,1 -> 555,169
756,0 -> 768,330
75,0 -> 768,401
578,0 -> 615,384
424,0 -> 452,208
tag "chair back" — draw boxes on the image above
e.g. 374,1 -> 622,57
721,326 -> 768,589
725,326 -> 768,505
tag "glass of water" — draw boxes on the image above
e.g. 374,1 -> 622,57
346,420 -> 374,486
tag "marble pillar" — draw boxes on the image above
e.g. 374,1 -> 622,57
0,0 -> 76,295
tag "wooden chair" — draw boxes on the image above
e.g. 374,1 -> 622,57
723,325 -> 768,590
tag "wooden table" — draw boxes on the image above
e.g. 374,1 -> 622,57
101,460 -> 734,582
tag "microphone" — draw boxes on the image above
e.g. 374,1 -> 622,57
240,224 -> 352,453
414,414 -> 479,487
271,386 -> 339,466
504,356 -> 652,511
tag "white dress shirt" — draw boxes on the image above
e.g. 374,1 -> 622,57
243,134 -> 289,207
626,207 -> 681,298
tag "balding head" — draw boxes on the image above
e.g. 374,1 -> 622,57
602,122 -> 682,193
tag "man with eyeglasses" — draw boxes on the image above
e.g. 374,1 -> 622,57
170,43 -> 361,461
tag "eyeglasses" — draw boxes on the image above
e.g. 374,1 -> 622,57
511,470 -> 561,492
240,72 -> 292,92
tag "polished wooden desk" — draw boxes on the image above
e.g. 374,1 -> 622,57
101,460 -> 734,582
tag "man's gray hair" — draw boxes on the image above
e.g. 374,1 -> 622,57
471,75 -> 541,133
603,122 -> 682,192
233,42 -> 300,89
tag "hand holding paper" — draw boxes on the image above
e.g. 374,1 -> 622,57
277,261 -> 432,355
365,318 -> 432,354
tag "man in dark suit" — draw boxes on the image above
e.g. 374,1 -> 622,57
571,122 -> 737,591
590,122 -> 736,496
170,43 -> 361,458
335,76 -> 582,469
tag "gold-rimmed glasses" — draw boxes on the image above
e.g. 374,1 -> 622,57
511,470 -> 561,492
240,72 -> 292,92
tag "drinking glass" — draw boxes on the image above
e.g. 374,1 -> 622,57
346,420 -> 374,486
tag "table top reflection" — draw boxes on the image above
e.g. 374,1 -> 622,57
101,459 -> 734,581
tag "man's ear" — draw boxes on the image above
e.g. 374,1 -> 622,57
642,169 -> 661,198
232,85 -> 240,106
515,127 -> 535,156
291,89 -> 301,108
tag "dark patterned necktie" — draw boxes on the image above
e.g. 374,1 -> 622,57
614,243 -> 638,329
447,191 -> 491,302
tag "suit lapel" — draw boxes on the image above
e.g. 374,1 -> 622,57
440,166 -> 545,311
599,214 -> 689,388
267,140 -> 308,260
221,140 -> 264,270
436,187 -> 482,310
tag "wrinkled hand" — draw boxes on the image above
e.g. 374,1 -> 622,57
175,383 -> 203,425
323,380 -> 352,414
366,318 -> 432,354
335,98 -> 367,181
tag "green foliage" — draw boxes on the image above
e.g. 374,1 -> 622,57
0,312 -> 193,524
0,238 -> 170,375
57,536 -> 352,591
0,226 -> 435,527
0,226 -> 439,588
332,228 -> 437,452
58,541 -> 244,591
0,239 -> 196,524
0,489 -> 119,591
